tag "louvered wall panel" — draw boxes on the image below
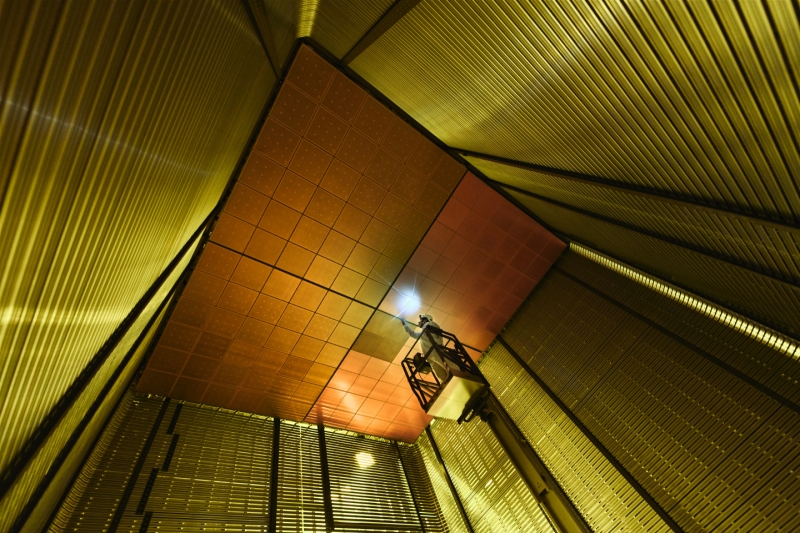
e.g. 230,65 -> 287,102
0,0 -> 274,485
277,421 -> 325,532
501,251 -> 800,531
469,158 -> 800,284
429,419 -> 554,533
260,0 -> 297,69
480,344 -> 669,533
398,442 -> 450,533
350,0 -> 800,221
510,193 -> 800,337
308,0 -> 394,59
4,236 -> 193,533
416,432 -> 470,533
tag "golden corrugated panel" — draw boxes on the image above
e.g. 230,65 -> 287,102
502,251 -> 800,531
306,0 -> 395,59
276,421 -> 325,532
3,236 -> 193,532
429,418 -> 555,532
398,441 -> 452,532
260,0 -> 298,69
416,431 -> 472,533
350,0 -> 800,221
481,344 -> 670,533
0,0 -> 274,484
469,157 -> 800,283
509,192 -> 800,337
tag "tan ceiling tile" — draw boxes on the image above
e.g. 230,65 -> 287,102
381,118 -> 420,161
352,96 -> 394,143
290,216 -> 329,253
277,304 -> 314,333
271,375 -> 303,397
262,270 -> 301,301
290,281 -> 327,311
286,45 -> 336,101
202,383 -> 237,407
336,129 -> 378,173
383,232 -> 417,263
230,388 -> 264,412
210,213 -> 255,252
217,282 -> 258,315
349,177 -> 387,216
257,202 -> 300,242
322,71 -> 367,123
399,207 -> 434,242
437,198 -> 471,232
205,308 -> 246,339
236,317 -> 274,346
244,229 -> 286,265
252,348 -> 289,374
148,346 -> 189,375
224,183 -> 269,225
359,218 -> 394,254
374,193 -> 411,229
304,363 -> 337,386
265,326 -> 301,354
345,243 -> 380,275
288,139 -> 333,184
160,321 -> 202,352
417,277 -> 444,306
316,343 -> 347,367
304,314 -> 338,341
331,268 -> 366,298
332,204 -> 371,241
305,106 -> 349,154
270,82 -> 317,135
171,297 -> 214,329
250,294 -> 288,324
390,166 -> 427,204
170,377 -> 208,403
276,242 -> 315,277
304,256 -> 342,287
365,148 -> 403,189
341,301 -> 373,329
368,255 -> 402,286
320,159 -> 360,200
414,181 -> 450,215
319,230 -> 356,265
241,369 -> 276,391
212,362 -> 250,386
428,257 -> 459,287
240,151 -> 284,197
193,331 -> 233,360
432,156 -> 467,192
272,171 -> 316,213
406,136 -> 443,178
316,292 -> 351,320
291,335 -> 326,361
230,257 -> 272,291
279,356 -> 315,382
305,188 -> 345,227
254,118 -> 301,166
293,382 -> 324,403
328,322 -> 361,348
351,331 -> 381,357
181,355 -> 220,381
196,243 -> 240,280
356,278 -> 389,307
422,222 -> 455,251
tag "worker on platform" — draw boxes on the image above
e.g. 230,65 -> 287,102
401,314 -> 448,381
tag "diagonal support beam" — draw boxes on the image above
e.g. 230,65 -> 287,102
342,0 -> 423,65
245,0 -> 283,77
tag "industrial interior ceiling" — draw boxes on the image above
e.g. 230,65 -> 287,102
1,0 -> 799,531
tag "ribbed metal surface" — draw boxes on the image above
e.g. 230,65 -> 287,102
429,419 -> 555,533
308,0 -> 395,59
416,431 -> 470,533
277,421 -> 325,532
501,251 -> 800,531
398,441 -> 451,533
510,192 -> 800,337
470,157 -> 800,284
0,0 -> 274,495
351,0 -> 800,222
259,0 -> 297,69
481,344 -> 669,533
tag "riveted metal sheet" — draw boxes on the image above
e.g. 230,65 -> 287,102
0,0 -> 274,496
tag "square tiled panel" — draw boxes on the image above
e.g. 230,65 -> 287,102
138,44 -> 466,425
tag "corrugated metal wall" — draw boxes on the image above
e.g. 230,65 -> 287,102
495,250 -> 800,531
0,0 -> 273,528
416,432 -> 472,533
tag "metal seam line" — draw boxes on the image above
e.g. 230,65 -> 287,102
495,335 -> 684,533
268,417 -> 280,533
424,427 -> 474,533
394,442 -> 426,533
108,398 -> 171,533
317,424 -> 335,532
458,150 -> 799,232
244,0 -> 282,77
0,210 -> 213,501
342,0 -> 423,65
552,267 -> 800,415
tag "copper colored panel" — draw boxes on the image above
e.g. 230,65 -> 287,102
271,376 -> 301,397
345,244 -> 380,275
356,279 -> 389,307
293,382 -> 324,402
365,148 -> 403,189
331,268 -> 366,298
230,256 -> 272,291
336,129 -> 378,173
290,216 -> 329,253
217,283 -> 258,315
349,177 -> 388,215
360,219 -> 395,253
262,270 -> 301,301
414,182 -> 450,214
328,322 -> 361,348
406,137 -> 443,178
316,292 -> 351,320
286,45 -> 335,101
381,118 -> 420,161
240,151 -> 284,197
279,356 -> 315,381
210,213 -> 255,252
272,171 -> 316,212
305,188 -> 346,226
254,118 -> 302,166
205,307 -> 246,339
277,304 -> 314,333
244,229 -> 286,265
316,343 -> 347,367
230,388 -> 263,412
374,193 -> 411,228
304,314 -> 339,341
353,96 -> 395,143
241,369 -> 275,390
333,204 -> 371,241
170,377 -> 208,403
236,317 -> 274,346
319,231 -> 357,265
321,158 -> 361,200
265,327 -> 301,353
171,297 -> 214,329
270,83 -> 317,135
399,208 -> 434,241
182,355 -> 220,381
202,383 -> 237,406
383,232 -> 416,263
288,139 -> 333,184
253,349 -> 288,373
305,107 -> 349,154
322,71 -> 367,123
304,363 -> 337,386
391,166 -> 427,204
258,200 -> 301,239
250,294 -> 287,324
369,256 -> 402,286
193,332 -> 233,360
160,321 -> 202,352
148,346 -> 189,375
305,256 -> 342,287
290,281 -> 327,311
291,335 -> 326,360
224,183 -> 269,225
276,242 -> 315,276
432,155 -> 467,192
196,243 -> 240,280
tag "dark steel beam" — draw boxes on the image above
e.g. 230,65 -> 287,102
317,424 -> 334,532
495,336 -> 685,533
459,149 -> 798,233
342,0 -> 423,65
424,428 -> 474,533
268,418 -> 280,533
